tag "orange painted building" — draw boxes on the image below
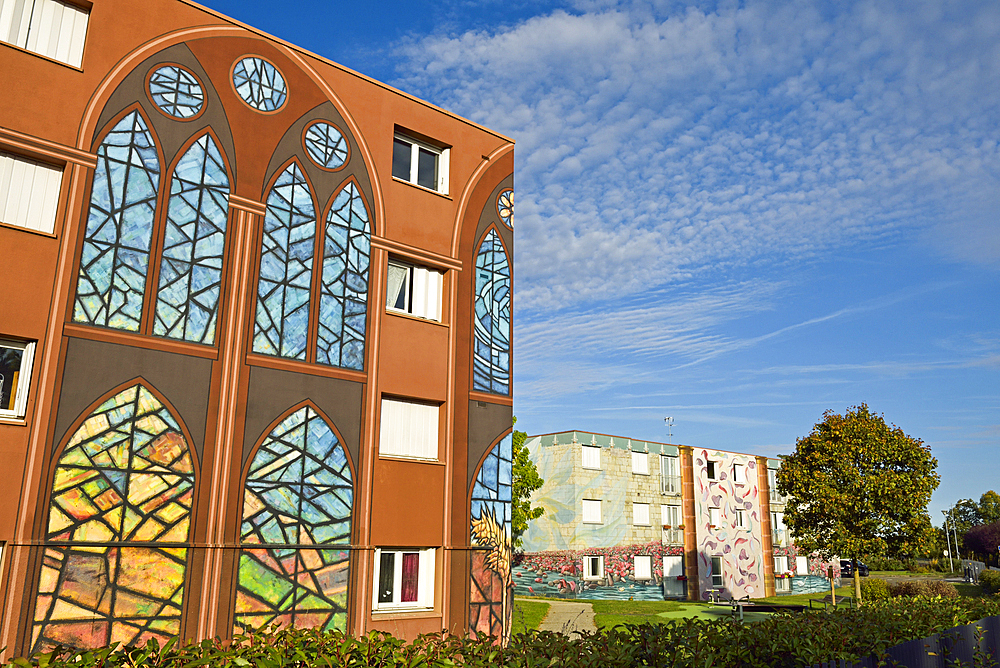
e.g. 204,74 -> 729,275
0,0 -> 514,656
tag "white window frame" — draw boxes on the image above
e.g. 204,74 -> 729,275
582,499 -> 602,524
708,507 -> 720,527
633,555 -> 652,580
772,511 -> 787,546
734,508 -> 746,529
386,260 -> 443,322
631,451 -> 648,475
661,504 -> 682,543
392,132 -> 450,194
372,547 -> 435,611
773,555 -> 789,575
0,338 -> 35,419
661,454 -> 679,494
632,502 -> 650,526
581,445 -> 600,470
0,151 -> 63,234
378,397 -> 439,461
711,555 -> 724,588
583,555 -> 604,580
733,462 -> 745,484
0,0 -> 89,67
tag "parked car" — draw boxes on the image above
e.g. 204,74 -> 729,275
840,559 -> 869,577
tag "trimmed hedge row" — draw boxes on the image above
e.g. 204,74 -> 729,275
9,597 -> 1000,668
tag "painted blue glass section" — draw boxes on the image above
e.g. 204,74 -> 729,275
317,182 -> 369,370
472,435 -> 514,531
154,134 -> 230,344
238,406 -> 352,631
148,65 -> 203,119
304,122 -> 348,170
473,230 -> 511,394
233,57 -> 286,112
253,163 -> 315,359
73,111 -> 160,331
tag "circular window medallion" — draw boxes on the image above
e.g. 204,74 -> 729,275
232,57 -> 287,112
303,121 -> 348,170
497,189 -> 513,226
148,65 -> 204,119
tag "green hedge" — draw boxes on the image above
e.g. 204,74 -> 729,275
860,577 -> 890,601
9,597 -> 1000,668
980,569 -> 1000,595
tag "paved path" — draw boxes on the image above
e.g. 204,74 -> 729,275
537,600 -> 597,635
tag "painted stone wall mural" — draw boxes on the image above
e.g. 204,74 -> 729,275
32,383 -> 194,651
469,434 -> 512,643
236,406 -> 353,632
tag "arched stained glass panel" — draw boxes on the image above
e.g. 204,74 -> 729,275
236,406 -> 353,632
73,111 -> 160,331
153,134 -> 230,344
32,384 -> 194,652
473,230 -> 511,394
253,163 -> 316,360
470,434 -> 513,642
317,182 -> 369,370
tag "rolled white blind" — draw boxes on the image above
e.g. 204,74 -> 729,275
581,445 -> 600,469
379,398 -> 439,460
0,0 -> 88,67
634,556 -> 652,580
411,266 -> 442,321
633,503 -> 649,525
0,152 -> 62,234
631,451 -> 648,474
582,499 -> 601,523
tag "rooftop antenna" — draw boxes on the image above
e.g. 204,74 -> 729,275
664,417 -> 674,441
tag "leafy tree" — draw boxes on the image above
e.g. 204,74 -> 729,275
777,404 -> 940,600
964,522 -> 1000,565
979,491 -> 1000,525
511,417 -> 544,549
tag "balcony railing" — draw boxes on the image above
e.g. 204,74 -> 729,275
662,527 -> 683,545
770,489 -> 787,504
773,528 -> 787,547
661,475 -> 681,494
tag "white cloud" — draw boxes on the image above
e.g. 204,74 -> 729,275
395,0 -> 1000,313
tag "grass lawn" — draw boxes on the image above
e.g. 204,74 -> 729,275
754,585 -> 855,606
590,599 -> 777,627
955,583 -> 984,598
512,598 -> 550,634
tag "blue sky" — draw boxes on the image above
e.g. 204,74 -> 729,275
200,0 -> 999,523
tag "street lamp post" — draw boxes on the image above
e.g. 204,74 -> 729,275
942,510 -> 954,573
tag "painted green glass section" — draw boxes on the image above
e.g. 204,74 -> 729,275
153,134 -> 230,344
32,384 -> 194,652
253,163 -> 315,360
317,182 -> 369,370
148,65 -> 203,119
473,229 -> 511,394
73,111 -> 160,331
236,406 -> 353,631
303,122 -> 348,170
233,57 -> 286,112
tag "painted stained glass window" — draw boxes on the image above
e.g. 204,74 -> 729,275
33,384 -> 194,652
497,189 -> 513,226
154,134 -> 230,344
304,122 -> 348,170
148,65 -> 204,119
473,230 -> 511,394
253,163 -> 316,359
470,434 -> 513,642
317,182 -> 369,370
73,111 -> 160,331
233,57 -> 287,112
236,406 -> 353,631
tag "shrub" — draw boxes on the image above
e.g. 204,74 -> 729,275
889,579 -> 960,598
980,569 -> 1000,595
861,577 -> 891,601
865,555 -> 907,571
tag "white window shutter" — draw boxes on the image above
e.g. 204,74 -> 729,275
0,152 -> 62,234
634,556 -> 651,580
582,499 -> 601,523
633,503 -> 649,525
379,398 -> 439,459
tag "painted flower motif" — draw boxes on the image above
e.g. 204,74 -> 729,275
497,189 -> 513,226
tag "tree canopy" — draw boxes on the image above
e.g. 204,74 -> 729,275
964,522 -> 1000,562
511,418 -> 544,549
776,404 -> 940,560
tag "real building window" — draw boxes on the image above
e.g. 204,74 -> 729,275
0,338 -> 35,419
386,260 -> 443,322
768,468 -> 786,503
0,0 -> 89,67
583,555 -> 604,580
661,504 -> 681,527
373,548 -> 435,610
706,460 -> 717,480
0,151 -> 62,234
392,133 -> 449,194
772,511 -> 787,546
711,555 -> 724,588
733,462 -> 745,484
581,445 -> 601,470
634,555 -> 652,580
379,398 -> 439,460
661,454 -> 679,493
734,509 -> 746,529
582,499 -> 602,524
773,556 -> 789,574
631,451 -> 648,475
708,507 -> 720,527
632,502 -> 650,526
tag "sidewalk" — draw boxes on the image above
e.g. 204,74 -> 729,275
537,600 -> 597,635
